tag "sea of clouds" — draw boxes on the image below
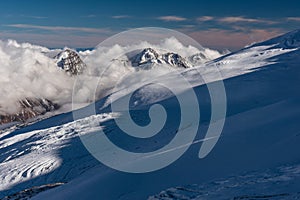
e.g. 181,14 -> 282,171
0,38 -> 224,115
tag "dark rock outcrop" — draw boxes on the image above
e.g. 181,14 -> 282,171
0,98 -> 59,125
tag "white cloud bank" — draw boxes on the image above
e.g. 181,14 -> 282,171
0,38 -> 224,115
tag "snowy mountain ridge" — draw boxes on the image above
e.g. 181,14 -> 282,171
256,29 -> 300,49
54,48 -> 87,75
128,47 -> 193,69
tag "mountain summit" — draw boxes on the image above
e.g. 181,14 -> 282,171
253,29 -> 300,49
128,48 -> 193,69
54,49 -> 87,75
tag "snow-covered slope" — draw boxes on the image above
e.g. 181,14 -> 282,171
1,30 -> 300,199
149,163 -> 300,199
254,29 -> 300,49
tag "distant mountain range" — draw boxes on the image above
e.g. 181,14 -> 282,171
128,47 -> 193,69
0,47 -> 213,125
114,47 -> 215,69
2,29 -> 300,125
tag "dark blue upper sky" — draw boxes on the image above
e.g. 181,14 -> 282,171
1,0 -> 300,50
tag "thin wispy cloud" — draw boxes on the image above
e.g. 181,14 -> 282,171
286,17 -> 300,22
197,16 -> 214,22
180,25 -> 196,28
112,15 -> 131,19
195,16 -> 278,26
22,15 -> 48,19
0,32 -> 108,48
218,16 -> 275,24
157,16 -> 187,22
81,14 -> 97,18
6,24 -> 111,34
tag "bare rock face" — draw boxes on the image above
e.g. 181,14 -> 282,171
54,49 -> 87,75
0,98 -> 59,125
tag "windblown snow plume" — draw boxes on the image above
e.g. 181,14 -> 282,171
0,38 -> 224,123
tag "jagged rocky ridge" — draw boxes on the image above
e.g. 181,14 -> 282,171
0,98 -> 59,125
54,49 -> 87,75
126,48 -> 194,69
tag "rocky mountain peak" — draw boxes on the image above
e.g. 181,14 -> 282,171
54,49 -> 87,75
129,48 -> 192,69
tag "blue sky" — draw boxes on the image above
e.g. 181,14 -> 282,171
1,0 -> 300,50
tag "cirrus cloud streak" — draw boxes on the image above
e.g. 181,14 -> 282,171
6,24 -> 111,34
157,16 -> 187,22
